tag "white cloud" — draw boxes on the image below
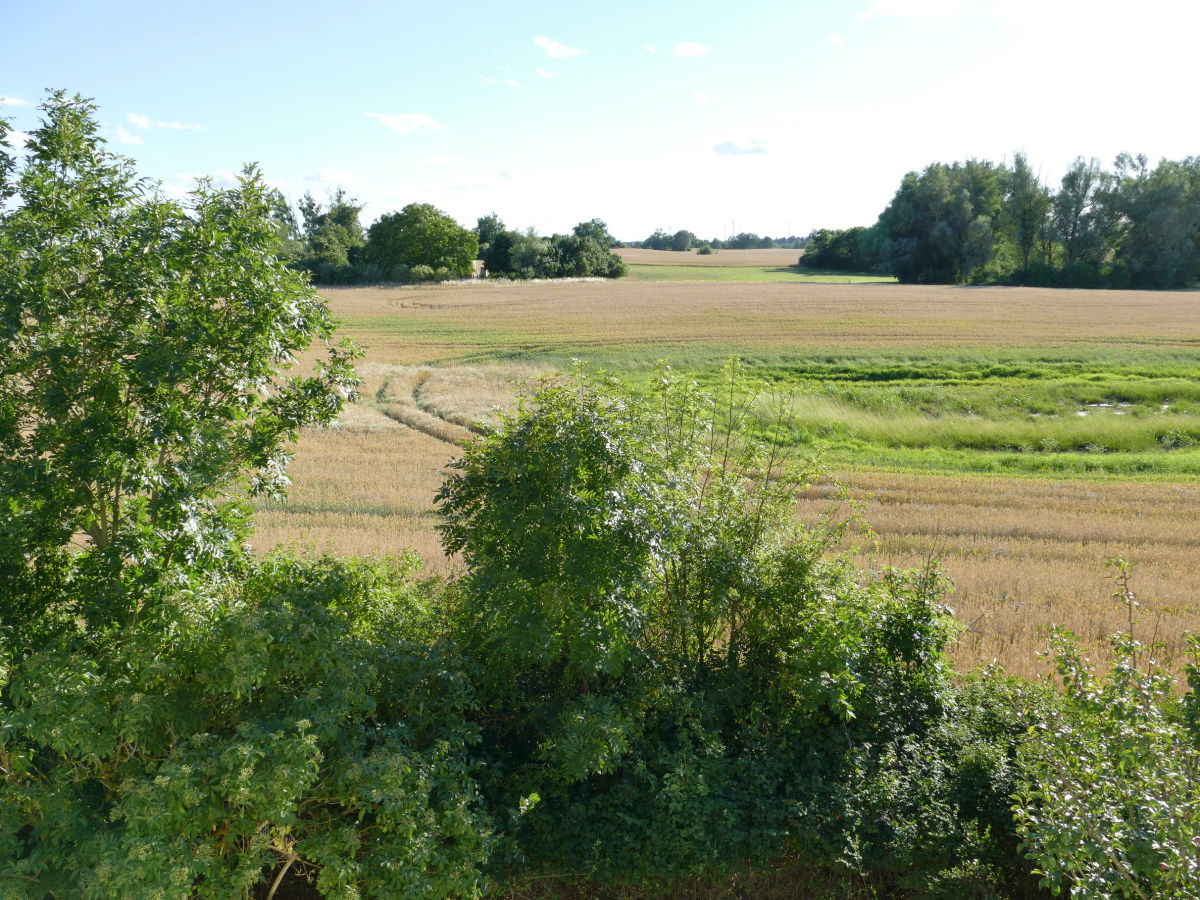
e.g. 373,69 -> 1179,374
505,77 -> 520,87
480,76 -> 497,84
643,45 -> 657,53
365,112 -> 445,134
115,124 -> 144,145
536,66 -> 553,78
303,167 -> 362,186
127,112 -> 150,128
828,33 -> 847,46
534,35 -> 583,58
0,95 -> 31,107
7,129 -> 29,148
674,41 -> 711,56
858,0 -> 963,20
715,139 -> 767,155
157,120 -> 203,130
693,91 -> 710,103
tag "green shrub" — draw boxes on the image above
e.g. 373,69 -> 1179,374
1013,562 -> 1200,898
0,552 -> 492,899
411,264 -> 435,282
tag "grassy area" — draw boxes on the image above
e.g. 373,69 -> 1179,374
623,263 -> 894,283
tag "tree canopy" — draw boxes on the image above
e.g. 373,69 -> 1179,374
0,92 -> 359,634
365,202 -> 477,276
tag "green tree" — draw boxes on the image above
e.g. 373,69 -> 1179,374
0,92 -> 360,636
474,212 -> 505,258
670,229 -> 696,251
1052,156 -> 1107,266
1000,151 -> 1051,275
365,203 -> 478,277
297,188 -> 365,275
876,160 -> 1004,283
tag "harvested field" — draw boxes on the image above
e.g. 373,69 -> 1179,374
265,280 -> 1200,675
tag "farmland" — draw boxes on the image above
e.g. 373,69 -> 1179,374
258,278 -> 1200,676
617,246 -> 894,283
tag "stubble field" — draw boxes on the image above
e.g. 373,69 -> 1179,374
258,279 -> 1200,676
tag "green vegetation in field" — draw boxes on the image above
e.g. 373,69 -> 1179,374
623,263 -> 894,283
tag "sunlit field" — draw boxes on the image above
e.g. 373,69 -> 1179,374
264,280 -> 1200,676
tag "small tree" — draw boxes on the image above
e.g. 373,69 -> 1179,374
0,92 -> 360,636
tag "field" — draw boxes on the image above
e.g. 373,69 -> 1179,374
616,246 -> 894,283
260,279 -> 1200,676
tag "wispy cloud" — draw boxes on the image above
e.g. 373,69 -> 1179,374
643,45 -> 657,53
504,77 -> 520,88
365,112 -> 445,134
303,167 -> 362,186
674,41 -> 711,56
7,129 -> 29,148
127,112 -> 204,131
714,140 -> 766,155
858,0 -> 963,20
828,33 -> 847,46
115,124 -> 144,145
534,35 -> 583,58
480,76 -> 497,84
536,66 -> 553,78
0,95 -> 32,107
693,91 -> 710,103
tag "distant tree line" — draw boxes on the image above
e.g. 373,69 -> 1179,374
803,152 -> 1200,288
630,229 -> 807,252
275,193 -> 625,284
476,214 -> 627,279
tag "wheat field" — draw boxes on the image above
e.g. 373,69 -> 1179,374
616,247 -> 804,266
263,281 -> 1200,676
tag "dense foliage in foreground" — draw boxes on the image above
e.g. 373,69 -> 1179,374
3,94 -> 1199,899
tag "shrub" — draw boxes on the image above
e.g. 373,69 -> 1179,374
411,264 -> 435,282
1013,562 -> 1200,898
0,553 -> 492,899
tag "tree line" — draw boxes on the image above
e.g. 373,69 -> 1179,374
803,152 -> 1200,288
632,228 -> 806,253
276,191 -> 626,284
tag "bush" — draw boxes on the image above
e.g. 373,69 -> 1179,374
1013,562 -> 1200,898
411,264 -> 435,282
0,553 -> 492,899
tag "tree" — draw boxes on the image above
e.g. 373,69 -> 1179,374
876,160 -> 1004,283
475,212 -> 505,256
1052,157 -> 1106,266
297,187 -> 365,274
1000,151 -> 1051,275
670,229 -> 696,252
365,203 -> 478,277
0,92 -> 360,634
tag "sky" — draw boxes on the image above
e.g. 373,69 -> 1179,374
3,0 -> 1197,241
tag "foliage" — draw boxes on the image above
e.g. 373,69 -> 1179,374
364,203 -> 477,277
1013,561 -> 1200,899
482,220 -> 626,279
436,368 -> 1032,892
0,553 -> 492,899
0,92 -> 359,640
802,226 -> 881,272
296,189 -> 367,279
852,151 -> 1200,287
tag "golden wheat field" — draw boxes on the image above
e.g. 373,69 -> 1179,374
262,281 -> 1200,676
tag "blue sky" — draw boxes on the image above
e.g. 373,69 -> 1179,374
4,0 -> 1197,241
